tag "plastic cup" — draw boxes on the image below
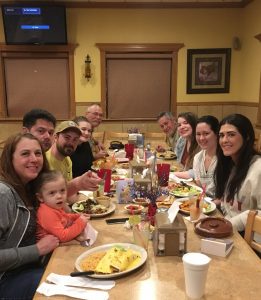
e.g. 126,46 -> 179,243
156,163 -> 170,186
125,143 -> 135,160
182,252 -> 211,299
97,169 -> 112,193
133,223 -> 150,251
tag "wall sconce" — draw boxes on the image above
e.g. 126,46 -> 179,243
85,54 -> 92,81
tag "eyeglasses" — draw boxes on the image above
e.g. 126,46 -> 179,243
87,111 -> 103,118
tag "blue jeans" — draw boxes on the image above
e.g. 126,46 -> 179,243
0,265 -> 44,300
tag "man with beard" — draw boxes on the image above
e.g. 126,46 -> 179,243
22,108 -> 56,152
157,111 -> 179,152
46,121 -> 101,203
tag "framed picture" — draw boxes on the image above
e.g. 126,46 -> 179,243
187,48 -> 231,94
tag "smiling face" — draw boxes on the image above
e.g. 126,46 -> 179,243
196,122 -> 217,151
78,121 -> 92,143
56,130 -> 80,157
177,117 -> 193,138
12,137 -> 44,184
86,105 -> 103,128
219,123 -> 244,162
37,176 -> 67,210
158,116 -> 176,136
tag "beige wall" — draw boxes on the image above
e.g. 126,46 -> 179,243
0,2 -> 260,107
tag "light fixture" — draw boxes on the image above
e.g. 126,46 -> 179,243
85,54 -> 92,80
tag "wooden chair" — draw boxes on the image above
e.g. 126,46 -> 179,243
144,132 -> 167,148
244,210 -> 261,254
254,133 -> 261,153
92,131 -> 104,144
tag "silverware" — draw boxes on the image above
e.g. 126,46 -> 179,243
70,270 -> 95,277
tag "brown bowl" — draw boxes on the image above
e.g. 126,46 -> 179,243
194,217 -> 233,238
133,198 -> 150,207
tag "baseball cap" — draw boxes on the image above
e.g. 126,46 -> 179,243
55,120 -> 81,135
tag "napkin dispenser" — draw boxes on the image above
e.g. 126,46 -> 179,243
153,212 -> 187,256
130,160 -> 147,177
128,133 -> 144,147
133,174 -> 152,191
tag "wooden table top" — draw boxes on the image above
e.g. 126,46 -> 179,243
34,200 -> 261,300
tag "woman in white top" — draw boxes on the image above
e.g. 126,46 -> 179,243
193,115 -> 219,197
214,114 -> 261,232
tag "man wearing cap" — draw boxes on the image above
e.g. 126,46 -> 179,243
46,120 -> 101,199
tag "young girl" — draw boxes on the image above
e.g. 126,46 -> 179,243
35,170 -> 90,243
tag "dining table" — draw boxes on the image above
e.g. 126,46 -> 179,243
34,206 -> 261,299
33,157 -> 261,300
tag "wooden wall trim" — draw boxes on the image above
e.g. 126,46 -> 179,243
0,1 -> 251,9
77,101 -> 259,107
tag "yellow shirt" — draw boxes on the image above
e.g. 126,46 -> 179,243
45,150 -> 73,181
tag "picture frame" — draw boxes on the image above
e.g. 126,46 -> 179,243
187,48 -> 231,94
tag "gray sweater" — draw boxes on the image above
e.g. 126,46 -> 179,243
0,181 -> 40,280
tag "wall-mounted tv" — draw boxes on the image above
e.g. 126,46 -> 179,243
1,5 -> 67,45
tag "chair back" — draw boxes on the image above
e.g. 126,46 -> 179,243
92,131 -> 104,144
244,210 -> 261,253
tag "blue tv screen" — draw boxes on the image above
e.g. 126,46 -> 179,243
2,5 -> 67,45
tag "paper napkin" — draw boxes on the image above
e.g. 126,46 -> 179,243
80,223 -> 98,247
168,201 -> 180,223
47,273 -> 115,290
37,282 -> 109,300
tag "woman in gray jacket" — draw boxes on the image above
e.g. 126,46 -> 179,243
0,133 -> 59,299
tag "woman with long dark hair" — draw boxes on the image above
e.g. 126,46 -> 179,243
193,115 -> 219,197
174,112 -> 200,178
214,114 -> 261,231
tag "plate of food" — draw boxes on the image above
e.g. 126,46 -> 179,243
111,174 -> 126,181
176,197 -> 216,215
72,198 -> 116,218
75,243 -> 147,279
124,204 -> 144,215
156,151 -> 177,160
133,198 -> 150,207
169,182 -> 202,197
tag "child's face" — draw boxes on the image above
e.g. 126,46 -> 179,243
37,177 -> 67,210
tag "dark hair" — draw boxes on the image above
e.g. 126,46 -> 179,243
23,109 -> 56,129
73,116 -> 90,125
0,133 -> 49,206
178,112 -> 199,168
197,115 -> 219,135
214,114 -> 259,201
156,111 -> 175,121
34,170 -> 65,194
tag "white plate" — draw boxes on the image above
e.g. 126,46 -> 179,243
169,173 -> 193,183
75,243 -> 147,279
176,197 -> 216,215
72,201 -> 116,218
78,191 -> 94,198
169,184 -> 203,197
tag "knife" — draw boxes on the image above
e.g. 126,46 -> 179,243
70,270 -> 95,277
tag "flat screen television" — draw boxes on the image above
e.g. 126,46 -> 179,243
1,5 -> 67,45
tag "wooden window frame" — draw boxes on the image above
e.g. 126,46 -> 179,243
0,44 -> 77,119
96,43 -> 184,120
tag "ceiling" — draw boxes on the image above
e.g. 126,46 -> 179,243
0,0 -> 253,9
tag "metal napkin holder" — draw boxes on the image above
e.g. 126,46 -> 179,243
153,212 -> 187,256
